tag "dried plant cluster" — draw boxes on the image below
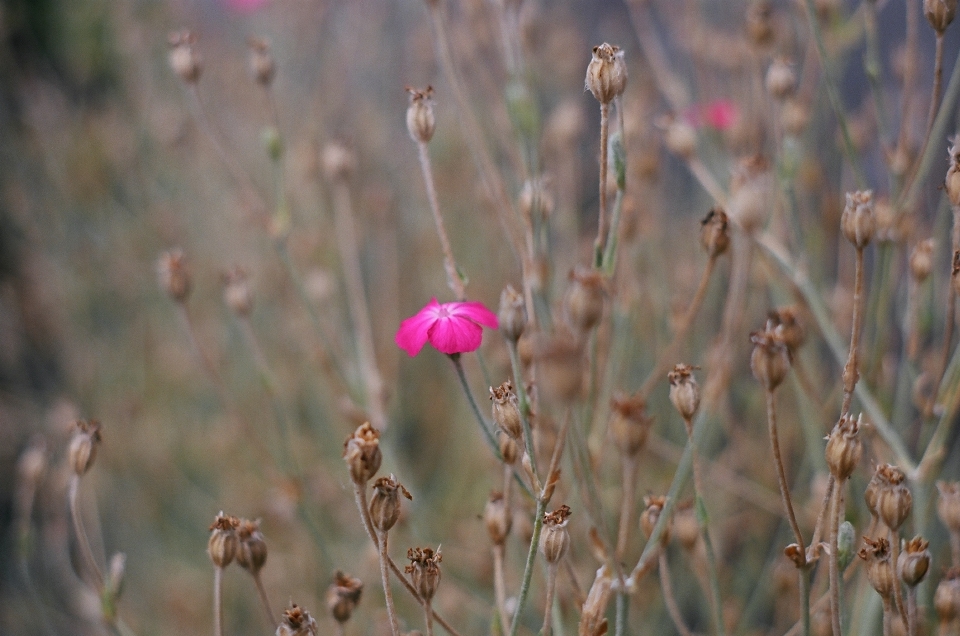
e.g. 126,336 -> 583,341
10,1 -> 960,636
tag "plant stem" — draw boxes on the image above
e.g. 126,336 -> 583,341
213,566 -> 224,636
658,550 -> 694,636
615,588 -> 629,636
905,586 -> 918,636
68,476 -> 104,590
509,498 -> 546,636
449,355 -> 499,456
493,544 -> 511,633
596,102 -> 610,257
828,478 -> 845,636
507,341 -> 539,482
542,563 -> 558,636
252,572 -> 276,626
881,598 -> 892,636
615,456 -> 638,560
377,530 -> 401,636
423,598 -> 434,636
924,34 -> 946,148
800,567 -> 812,636
766,389 -> 806,559
841,248 -> 866,415
417,141 -> 465,300
889,528 -> 907,625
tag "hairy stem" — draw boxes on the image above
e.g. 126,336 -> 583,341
509,498 -> 546,636
417,141 -> 465,300
252,572 -> 276,626
766,390 -> 806,559
493,544 -> 511,633
377,530 -> 401,636
542,563 -> 558,636
889,528 -> 907,625
422,598 -> 434,636
596,102 -> 610,257
213,566 -> 224,636
841,248 -> 866,415
828,479 -> 845,636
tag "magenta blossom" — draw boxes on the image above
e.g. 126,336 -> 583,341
396,298 -> 499,356
683,99 -> 738,131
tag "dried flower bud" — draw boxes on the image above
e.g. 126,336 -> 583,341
369,475 -> 412,533
498,284 -> 527,343
865,470 -> 881,521
579,565 -> 612,636
746,1 -> 775,48
841,190 -> 876,249
765,58 -> 795,100
564,267 -> 605,333
700,208 -> 730,257
157,249 -> 191,302
277,603 -> 318,636
326,571 -> 363,624
585,43 -> 627,104
490,381 -> 523,440
406,86 -> 436,144
673,500 -> 699,551
728,155 -> 772,233
609,392 -> 653,456
935,569 -> 960,622
768,306 -> 806,354
405,547 -> 442,602
781,98 -> 810,137
236,518 -> 268,574
343,422 -> 382,485
168,30 -> 202,84
69,419 -> 102,476
499,433 -> 520,465
925,0 -> 957,34
871,464 -> 912,531
484,491 -> 512,545
540,505 -> 572,564
784,543 -> 805,568
668,364 -> 701,422
750,321 -> 791,390
208,512 -> 240,568
321,142 -> 356,182
910,239 -> 935,283
937,481 -> 960,533
222,267 -> 254,316
248,37 -> 276,86
531,330 -> 584,401
664,118 -> 697,160
640,495 -> 670,546
825,414 -> 863,480
858,536 -> 895,600
898,536 -> 930,586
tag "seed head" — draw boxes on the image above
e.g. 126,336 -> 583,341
767,306 -> 806,355
870,464 -> 912,531
369,475 -> 412,533
937,481 -> 960,533
498,284 -> 527,343
668,364 -> 701,422
564,267 -> 605,333
405,547 -> 442,602
490,381 -> 523,440
236,518 -> 268,575
540,505 -> 572,564
518,178 -> 554,221
910,239 -> 935,283
248,37 -> 276,86
841,190 -> 876,249
208,512 -> 240,568
664,117 -> 697,160
728,155 -> 771,233
858,536 -> 895,600
277,603 -> 318,636
765,58 -> 795,100
750,321 -> 791,390
68,419 -> 102,477
700,208 -> 730,257
609,392 -> 653,456
673,500 -> 699,551
898,536 -> 930,586
406,86 -> 436,144
825,414 -> 863,480
484,491 -> 512,545
925,0 -> 957,34
321,142 -> 356,182
640,495 -> 670,546
222,267 -> 254,316
343,422 -> 382,485
168,30 -> 202,84
935,568 -> 960,623
326,571 -> 363,624
579,565 -> 612,636
585,43 -> 627,104
157,249 -> 191,303
499,433 -> 520,465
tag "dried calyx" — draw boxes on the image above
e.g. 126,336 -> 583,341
898,536 -> 930,586
609,392 -> 653,456
640,495 -> 670,546
343,422 -> 382,485
236,518 -> 268,574
369,475 -> 412,533
700,208 -> 730,257
406,547 -> 442,602
868,464 -> 912,531
858,536 -> 895,600
540,505 -> 572,564
585,43 -> 627,104
750,321 -> 791,391
668,364 -> 701,422
490,381 -> 523,441
69,419 -> 103,477
825,414 -> 862,481
406,86 -> 436,144
326,570 -> 363,624
168,30 -> 202,84
208,512 -> 240,568
277,603 -> 318,636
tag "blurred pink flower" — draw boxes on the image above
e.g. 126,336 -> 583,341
222,0 -> 268,13
396,298 -> 499,356
683,99 -> 738,131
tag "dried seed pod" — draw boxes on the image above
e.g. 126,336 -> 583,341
746,1 -> 775,48
841,190 -> 876,249
609,392 -> 653,456
664,117 -> 698,160
865,470 -> 882,522
750,321 -> 791,390
168,30 -> 202,84
248,37 -> 276,86
498,284 -> 527,343
540,505 -> 572,564
898,536 -> 931,586
728,155 -> 772,233
673,500 -> 699,551
700,208 -> 730,257
925,0 -> 958,34
236,518 -> 268,575
909,239 -> 935,283
668,364 -> 701,422
68,419 -> 102,477
640,495 -> 670,546
781,98 -> 810,137
499,433 -> 520,465
405,547 -> 442,602
321,142 -> 356,182
871,464 -> 912,531
768,306 -> 806,355
277,603 -> 318,636
343,422 -> 382,485
564,267 -> 605,333
369,475 -> 412,533
406,86 -> 436,144
222,267 -> 254,316
208,512 -> 240,568
326,571 -> 363,624
484,491 -> 512,545
825,414 -> 863,481
490,381 -> 523,440
765,57 -> 795,100
858,536 -> 895,600
937,481 -> 960,533
584,43 -> 627,104
518,178 -> 554,221
935,569 -> 960,623
157,249 -> 191,302
579,565 -> 613,636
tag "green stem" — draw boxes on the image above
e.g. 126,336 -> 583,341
508,498 -> 546,636
614,589 -> 629,636
449,354 -> 499,455
507,341 -> 539,482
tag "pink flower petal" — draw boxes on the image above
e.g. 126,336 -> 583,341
702,100 -> 737,130
395,298 -> 442,357
428,316 -> 484,354
448,301 -> 499,329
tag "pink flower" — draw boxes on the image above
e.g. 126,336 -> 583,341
682,99 -> 739,131
396,298 -> 499,356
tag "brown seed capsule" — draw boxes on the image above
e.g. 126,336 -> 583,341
765,57 -> 796,100
236,518 -> 268,574
768,306 -> 806,355
898,536 -> 930,586
841,190 -> 876,249
937,481 -> 960,533
781,98 -> 810,137
664,117 -> 698,160
728,155 -> 772,233
277,603 -> 319,636
369,475 -> 412,533
585,43 -> 627,105
248,37 -> 275,86
157,249 -> 191,303
700,208 -> 730,257
321,142 -> 356,183
498,284 -> 527,343
673,500 -> 699,551
406,86 -> 436,144
326,571 -> 363,624
825,414 -> 863,480
343,422 -> 382,485
222,267 -> 254,316
640,495 -> 670,546
925,0 -> 958,34
858,536 -> 895,600
865,470 -> 882,522
579,565 -> 613,636
871,464 -> 912,531
750,321 -> 791,390
490,381 -> 523,440
668,364 -> 701,422
68,419 -> 102,477
936,569 -> 960,623
168,30 -> 202,84
540,505 -> 572,564
405,547 -> 442,602
208,512 -> 240,568
564,267 -> 605,333
484,491 -> 512,545
746,1 -> 775,48
609,392 -> 653,456
499,433 -> 520,465
909,239 -> 935,283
